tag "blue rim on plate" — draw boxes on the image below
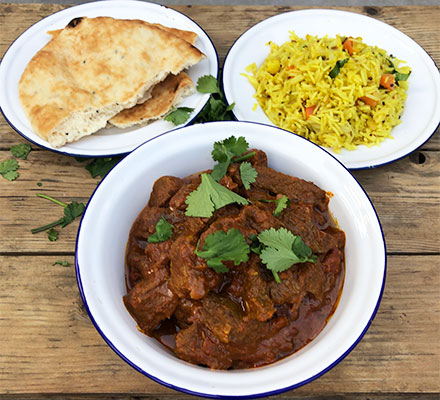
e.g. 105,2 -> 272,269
75,120 -> 387,398
0,0 -> 219,158
222,9 -> 440,170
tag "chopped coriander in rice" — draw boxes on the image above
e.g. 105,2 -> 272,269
243,32 -> 411,152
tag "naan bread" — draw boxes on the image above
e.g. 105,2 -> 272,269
109,72 -> 194,128
18,16 -> 205,147
109,23 -> 198,128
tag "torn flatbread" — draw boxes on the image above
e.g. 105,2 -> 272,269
18,16 -> 205,147
109,72 -> 194,128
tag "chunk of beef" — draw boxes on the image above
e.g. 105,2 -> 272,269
129,206 -> 167,242
124,280 -> 178,335
173,298 -> 203,329
175,323 -> 232,369
169,235 -> 222,299
240,254 -> 275,321
268,267 -> 306,314
268,261 -> 327,314
249,149 -> 268,167
279,203 -> 340,254
199,205 -> 282,251
199,295 -> 245,344
148,176 -> 183,207
169,182 -> 199,211
254,165 -> 328,211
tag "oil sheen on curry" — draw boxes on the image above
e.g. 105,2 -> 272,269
124,136 -> 345,369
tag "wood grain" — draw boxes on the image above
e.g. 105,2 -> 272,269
0,255 -> 438,395
0,4 -> 439,399
0,149 -> 438,254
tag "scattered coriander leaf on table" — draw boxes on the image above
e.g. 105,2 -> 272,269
53,260 -> 70,267
31,194 -> 86,235
195,228 -> 250,273
239,162 -> 257,190
60,201 -> 86,227
0,159 -> 19,181
10,143 -> 31,160
165,107 -> 194,125
147,217 -> 174,243
84,157 -> 122,179
257,227 -> 317,283
46,229 -> 59,242
185,173 -> 249,218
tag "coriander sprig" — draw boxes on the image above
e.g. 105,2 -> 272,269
31,194 -> 86,234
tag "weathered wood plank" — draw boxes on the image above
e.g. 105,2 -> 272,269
1,149 -> 439,254
0,254 -> 438,394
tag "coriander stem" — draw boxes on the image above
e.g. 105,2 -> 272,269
36,193 -> 67,208
31,218 -> 64,234
232,151 -> 256,163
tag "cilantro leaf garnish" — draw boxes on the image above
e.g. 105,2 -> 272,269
147,217 -> 174,243
273,195 -> 290,216
53,260 -> 69,267
210,136 -> 257,181
239,162 -> 257,190
47,229 -> 59,242
195,97 -> 235,123
195,228 -> 250,273
84,157 -> 121,179
0,159 -> 19,181
11,143 -> 31,160
185,173 -> 249,218
211,136 -> 249,181
196,75 -> 222,95
249,233 -> 263,255
31,194 -> 86,234
385,58 -> 411,85
257,227 -> 317,283
194,75 -> 235,123
165,107 -> 194,126
394,71 -> 411,83
329,58 -> 349,79
258,195 -> 290,216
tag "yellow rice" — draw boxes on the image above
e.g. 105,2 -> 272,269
243,32 -> 411,152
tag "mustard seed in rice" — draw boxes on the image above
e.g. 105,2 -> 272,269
243,32 -> 411,152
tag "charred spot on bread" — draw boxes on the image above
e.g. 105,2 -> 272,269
67,17 -> 83,29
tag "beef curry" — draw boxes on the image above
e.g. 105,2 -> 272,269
124,140 -> 345,369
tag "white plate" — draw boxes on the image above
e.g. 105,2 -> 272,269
0,0 -> 218,157
76,121 -> 386,398
222,9 -> 440,169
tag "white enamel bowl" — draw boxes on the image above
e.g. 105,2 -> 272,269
76,121 -> 386,398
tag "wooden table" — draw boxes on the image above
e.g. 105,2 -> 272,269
0,4 -> 439,399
